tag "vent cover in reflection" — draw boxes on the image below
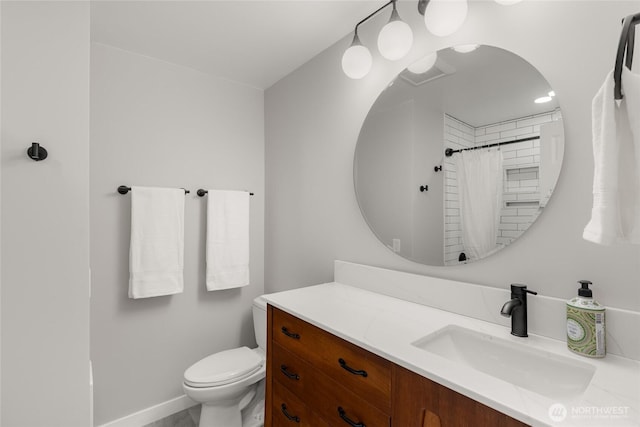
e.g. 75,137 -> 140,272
400,58 -> 456,86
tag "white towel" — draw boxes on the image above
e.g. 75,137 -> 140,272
622,67 -> 640,243
129,186 -> 185,298
583,69 -> 640,244
206,190 -> 250,290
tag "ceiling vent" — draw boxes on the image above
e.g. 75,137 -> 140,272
399,58 -> 456,86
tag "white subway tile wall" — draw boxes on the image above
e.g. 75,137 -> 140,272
443,115 -> 475,265
442,111 -> 559,265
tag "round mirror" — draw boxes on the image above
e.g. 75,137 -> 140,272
354,45 -> 564,266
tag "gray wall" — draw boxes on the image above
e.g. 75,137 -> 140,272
356,101 -> 415,258
355,98 -> 444,264
90,43 -> 265,425
1,2 -> 91,426
265,1 -> 640,311
1,3 -> 3,419
411,99 -> 445,265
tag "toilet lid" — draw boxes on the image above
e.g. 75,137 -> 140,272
184,346 -> 263,388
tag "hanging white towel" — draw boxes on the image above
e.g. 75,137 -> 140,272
129,186 -> 185,298
583,68 -> 640,244
622,67 -> 640,243
206,190 -> 250,290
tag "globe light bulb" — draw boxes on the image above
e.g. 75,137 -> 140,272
377,6 -> 413,61
452,44 -> 479,53
342,34 -> 373,79
407,52 -> 438,74
424,0 -> 468,37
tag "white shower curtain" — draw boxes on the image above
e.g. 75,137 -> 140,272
455,149 -> 504,260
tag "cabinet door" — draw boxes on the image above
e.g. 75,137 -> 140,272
392,365 -> 529,427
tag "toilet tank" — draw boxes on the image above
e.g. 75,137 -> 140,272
252,296 -> 268,351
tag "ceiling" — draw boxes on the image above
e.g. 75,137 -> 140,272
91,0 -> 379,90
373,45 -> 559,127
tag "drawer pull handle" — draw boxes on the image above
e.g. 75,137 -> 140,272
280,365 -> 300,380
281,403 -> 300,423
281,326 -> 301,340
338,358 -> 368,377
338,406 -> 366,427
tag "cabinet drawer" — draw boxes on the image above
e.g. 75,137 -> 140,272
273,379 -> 329,427
272,342 -> 308,398
307,362 -> 391,427
273,341 -> 390,427
272,307 -> 392,411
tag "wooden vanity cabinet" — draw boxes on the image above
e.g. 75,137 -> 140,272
266,305 -> 529,427
393,365 -> 528,427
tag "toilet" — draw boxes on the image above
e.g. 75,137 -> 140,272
183,296 -> 267,427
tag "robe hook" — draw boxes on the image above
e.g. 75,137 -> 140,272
27,142 -> 48,161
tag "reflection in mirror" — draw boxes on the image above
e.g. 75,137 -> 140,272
354,45 -> 564,266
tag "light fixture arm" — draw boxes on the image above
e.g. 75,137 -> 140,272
353,0 -> 394,36
343,0 -> 468,78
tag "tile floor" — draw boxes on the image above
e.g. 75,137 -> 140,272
142,406 -> 199,427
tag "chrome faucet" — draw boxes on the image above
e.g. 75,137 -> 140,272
501,284 -> 537,337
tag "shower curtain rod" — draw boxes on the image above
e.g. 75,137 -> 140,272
444,135 -> 540,157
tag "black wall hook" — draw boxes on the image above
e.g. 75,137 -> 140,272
614,13 -> 639,100
420,185 -> 429,192
27,142 -> 48,161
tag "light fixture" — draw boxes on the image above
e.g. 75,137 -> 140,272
452,44 -> 479,53
535,96 -> 552,104
342,33 -> 373,79
377,1 -> 414,60
342,0 -> 469,79
424,0 -> 468,37
407,52 -> 438,74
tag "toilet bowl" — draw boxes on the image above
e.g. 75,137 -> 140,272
183,296 -> 267,427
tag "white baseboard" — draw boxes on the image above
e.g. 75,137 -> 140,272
97,395 -> 198,427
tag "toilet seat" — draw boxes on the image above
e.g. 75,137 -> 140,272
184,346 -> 263,388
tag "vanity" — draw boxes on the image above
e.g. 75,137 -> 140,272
267,304 -> 526,427
263,261 -> 640,427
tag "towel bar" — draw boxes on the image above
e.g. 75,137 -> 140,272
197,189 -> 254,197
117,186 -> 190,195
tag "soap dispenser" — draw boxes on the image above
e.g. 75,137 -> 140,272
567,280 -> 605,358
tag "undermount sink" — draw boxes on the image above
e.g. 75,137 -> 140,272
411,325 -> 595,399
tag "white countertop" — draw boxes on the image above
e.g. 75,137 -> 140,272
263,282 -> 640,427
